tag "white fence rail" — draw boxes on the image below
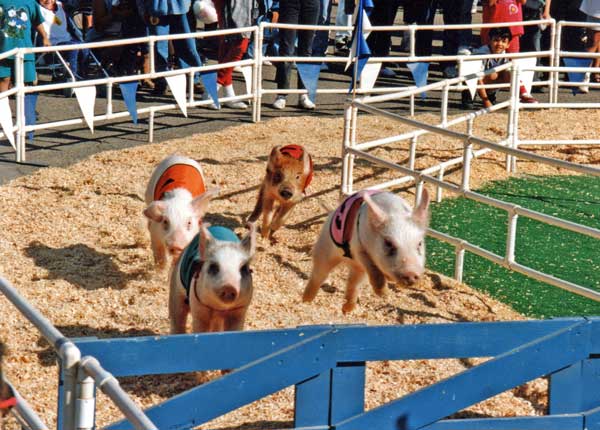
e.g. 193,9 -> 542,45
2,19 -> 600,162
342,59 -> 600,303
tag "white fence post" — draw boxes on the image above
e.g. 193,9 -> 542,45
505,209 -> 519,265
15,50 -> 25,162
454,246 -> 465,282
75,367 -> 96,430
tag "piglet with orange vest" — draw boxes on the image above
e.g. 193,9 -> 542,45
303,189 -> 430,314
248,145 -> 313,240
144,155 -> 219,268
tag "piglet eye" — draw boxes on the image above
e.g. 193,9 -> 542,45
240,263 -> 252,277
383,239 -> 397,257
296,175 -> 300,180
162,219 -> 169,231
272,172 -> 283,184
187,220 -> 193,231
208,262 -> 220,276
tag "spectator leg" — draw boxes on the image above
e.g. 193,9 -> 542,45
276,0 -> 300,92
312,0 -> 332,57
296,0 -> 319,88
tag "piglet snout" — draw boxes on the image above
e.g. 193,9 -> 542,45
217,285 -> 239,303
397,271 -> 420,286
279,188 -> 293,200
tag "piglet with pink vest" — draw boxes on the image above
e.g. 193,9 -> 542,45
144,155 -> 219,269
303,189 -> 430,314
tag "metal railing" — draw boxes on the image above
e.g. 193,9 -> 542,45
342,60 -> 600,302
3,18 -> 600,162
0,276 -> 157,430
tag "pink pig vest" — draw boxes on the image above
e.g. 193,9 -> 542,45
330,190 -> 381,258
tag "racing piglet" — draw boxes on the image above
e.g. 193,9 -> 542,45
303,189 -> 430,313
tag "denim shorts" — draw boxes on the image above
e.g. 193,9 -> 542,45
0,59 -> 37,83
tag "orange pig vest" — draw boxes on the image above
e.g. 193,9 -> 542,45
153,164 -> 206,201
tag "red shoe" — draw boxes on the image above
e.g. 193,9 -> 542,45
520,93 -> 538,103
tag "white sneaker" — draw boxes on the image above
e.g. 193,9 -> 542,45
580,72 -> 590,94
298,94 -> 315,110
458,46 -> 471,56
202,92 -> 220,110
272,96 -> 286,110
224,100 -> 248,109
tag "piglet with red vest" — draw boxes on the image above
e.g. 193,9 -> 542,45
248,144 -> 313,240
169,223 -> 257,334
144,155 -> 219,269
303,189 -> 431,314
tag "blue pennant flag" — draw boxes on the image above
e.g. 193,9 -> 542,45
119,82 -> 139,124
297,63 -> 321,102
200,71 -> 220,108
407,62 -> 430,100
24,93 -> 38,141
348,0 -> 374,92
563,57 -> 593,95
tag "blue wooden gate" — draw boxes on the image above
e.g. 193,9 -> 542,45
68,318 -> 600,430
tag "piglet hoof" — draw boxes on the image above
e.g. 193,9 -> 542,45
260,228 -> 270,240
268,234 -> 279,245
302,289 -> 316,303
342,301 -> 356,314
373,285 -> 388,298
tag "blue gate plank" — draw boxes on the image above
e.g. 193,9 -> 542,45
550,359 -> 600,414
329,362 -> 365,425
584,406 -> 600,430
334,320 -> 592,430
421,414 -> 583,430
335,319 -> 588,362
76,320 -> 595,377
76,326 -> 330,376
294,370 -> 331,429
105,330 -> 338,430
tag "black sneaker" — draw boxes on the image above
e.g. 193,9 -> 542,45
487,91 -> 497,104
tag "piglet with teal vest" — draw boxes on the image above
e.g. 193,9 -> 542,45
169,223 -> 257,335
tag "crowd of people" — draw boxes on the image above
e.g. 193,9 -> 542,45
0,0 -> 598,110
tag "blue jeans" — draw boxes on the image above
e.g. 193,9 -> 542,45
312,0 -> 332,57
58,40 -> 89,80
148,13 -> 203,84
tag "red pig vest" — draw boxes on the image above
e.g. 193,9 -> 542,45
279,144 -> 313,193
330,190 -> 381,258
153,163 -> 206,201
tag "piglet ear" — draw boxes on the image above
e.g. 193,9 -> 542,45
362,192 -> 388,229
198,223 -> 214,258
268,145 -> 283,167
302,147 -> 311,176
143,201 -> 166,222
191,187 -> 220,218
412,188 -> 431,229
242,221 -> 257,257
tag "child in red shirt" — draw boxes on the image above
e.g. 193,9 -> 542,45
481,0 -> 526,53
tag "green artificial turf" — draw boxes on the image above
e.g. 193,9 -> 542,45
426,175 -> 600,318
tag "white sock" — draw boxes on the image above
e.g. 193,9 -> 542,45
223,84 -> 236,98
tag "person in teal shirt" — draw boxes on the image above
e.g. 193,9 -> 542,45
0,0 -> 50,92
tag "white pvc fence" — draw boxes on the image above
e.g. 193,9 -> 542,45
0,276 -> 157,430
2,18 -> 600,162
342,60 -> 600,303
